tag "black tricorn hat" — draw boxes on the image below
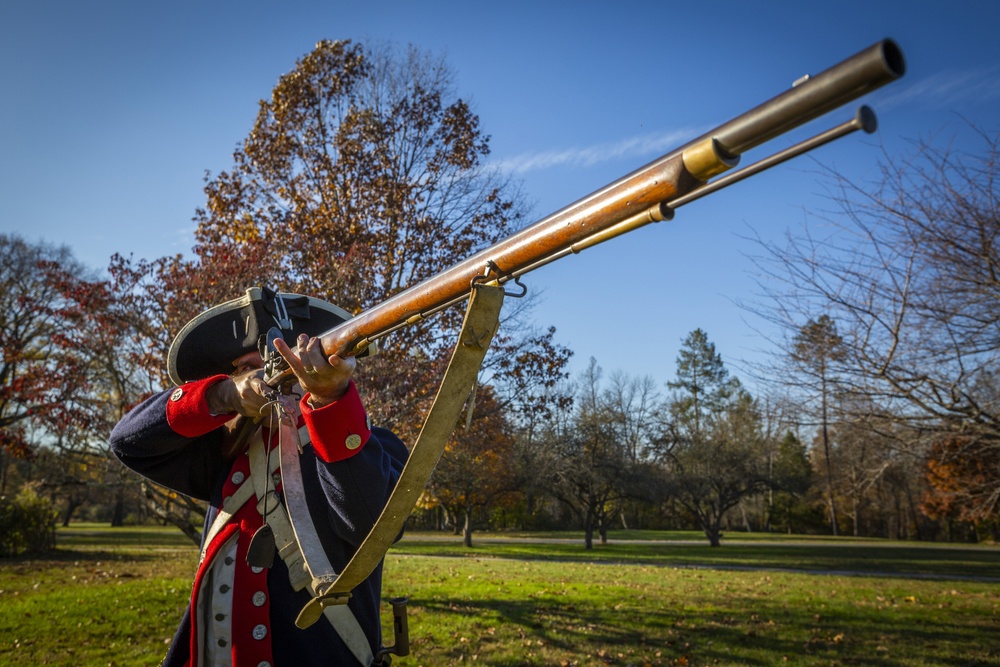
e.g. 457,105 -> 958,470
167,286 -> 355,385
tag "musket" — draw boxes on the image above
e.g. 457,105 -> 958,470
264,40 -> 906,636
293,39 -> 904,367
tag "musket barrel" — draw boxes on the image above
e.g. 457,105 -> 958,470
318,39 -> 905,358
707,39 -> 904,156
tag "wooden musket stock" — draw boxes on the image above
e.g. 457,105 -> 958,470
310,39 -> 905,366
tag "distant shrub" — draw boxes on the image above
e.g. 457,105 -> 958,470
0,486 -> 57,557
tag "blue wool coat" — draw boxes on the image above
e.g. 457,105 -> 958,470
109,380 -> 407,666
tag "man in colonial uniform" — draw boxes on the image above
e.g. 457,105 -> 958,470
110,287 -> 408,666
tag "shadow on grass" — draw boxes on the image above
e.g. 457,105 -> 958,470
56,526 -> 199,549
5,547 -> 169,564
410,588 -> 999,666
393,540 -> 1000,582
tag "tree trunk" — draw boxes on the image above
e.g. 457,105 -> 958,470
821,375 -> 839,536
765,487 -> 773,533
62,497 -> 82,527
0,447 -> 8,496
703,511 -> 723,547
111,490 -> 125,527
140,483 -> 202,545
740,502 -> 753,532
462,509 -> 473,548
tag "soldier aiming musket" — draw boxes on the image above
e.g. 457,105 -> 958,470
113,38 -> 905,666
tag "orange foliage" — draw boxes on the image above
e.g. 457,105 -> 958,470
923,435 -> 1000,523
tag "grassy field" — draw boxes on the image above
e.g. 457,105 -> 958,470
0,525 -> 998,666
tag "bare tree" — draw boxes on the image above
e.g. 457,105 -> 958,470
791,315 -> 846,534
548,359 -> 641,548
748,124 -> 1000,523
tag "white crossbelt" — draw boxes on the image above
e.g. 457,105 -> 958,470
199,428 -> 374,666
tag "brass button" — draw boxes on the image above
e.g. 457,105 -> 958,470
345,434 -> 362,450
170,388 -> 184,401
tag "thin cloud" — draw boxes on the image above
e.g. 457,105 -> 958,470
498,127 -> 700,175
877,65 -> 1000,111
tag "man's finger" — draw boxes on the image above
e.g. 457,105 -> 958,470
272,338 -> 302,370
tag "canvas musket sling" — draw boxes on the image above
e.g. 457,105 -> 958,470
292,283 -> 506,628
199,284 -> 506,665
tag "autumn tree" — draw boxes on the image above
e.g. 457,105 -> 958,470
152,39 -> 564,444
429,385 -> 519,546
0,234 -> 109,516
923,435 -> 1000,541
0,236 -> 88,456
50,255 -> 209,532
0,246 -> 192,530
0,237 -> 154,529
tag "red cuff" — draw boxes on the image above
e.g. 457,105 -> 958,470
165,374 -> 235,438
301,381 -> 372,463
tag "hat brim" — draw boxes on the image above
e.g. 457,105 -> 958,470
167,287 -> 353,384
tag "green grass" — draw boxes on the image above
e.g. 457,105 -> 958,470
0,549 -> 195,665
55,522 -> 199,549
384,555 -> 999,666
394,531 -> 1000,581
0,525 -> 997,666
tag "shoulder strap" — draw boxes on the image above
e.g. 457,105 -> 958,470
199,424 -> 377,665
248,434 -> 311,591
267,424 -> 375,667
293,284 -> 505,629
199,430 -> 274,564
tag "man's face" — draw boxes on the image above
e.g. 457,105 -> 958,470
232,351 -> 264,377
231,350 -> 303,403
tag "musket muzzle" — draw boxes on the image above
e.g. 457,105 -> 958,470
708,39 -> 904,158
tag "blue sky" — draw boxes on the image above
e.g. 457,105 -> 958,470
2,1 -> 998,391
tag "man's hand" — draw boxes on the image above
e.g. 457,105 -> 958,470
206,368 -> 277,418
273,334 -> 356,407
